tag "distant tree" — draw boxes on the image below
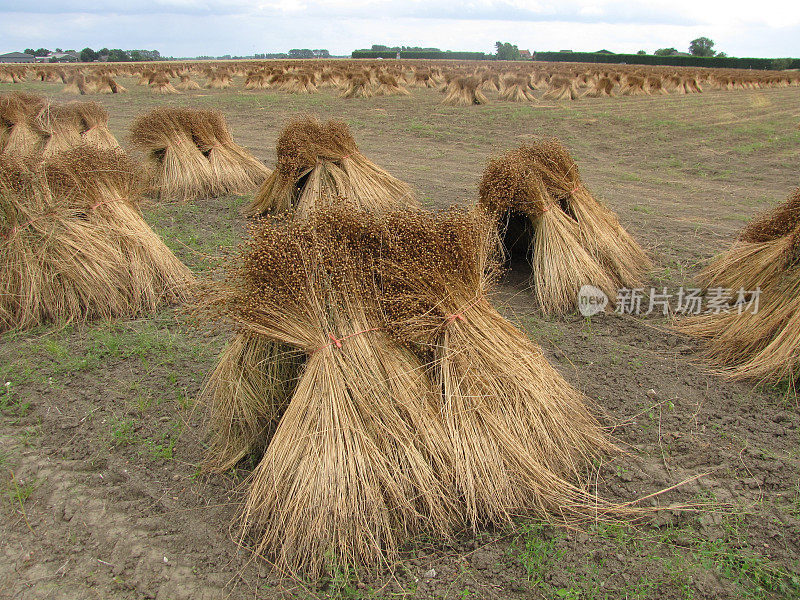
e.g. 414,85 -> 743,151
772,58 -> 792,70
637,50 -> 646,55
288,48 -> 314,59
107,49 -> 129,62
55,47 -> 63,52
371,44 -> 390,51
34,48 -> 50,56
128,49 -> 161,61
689,37 -> 716,57
716,52 -> 727,58
79,47 -> 98,62
312,49 -> 330,58
654,47 -> 678,56
24,48 -> 35,56
495,41 -> 520,60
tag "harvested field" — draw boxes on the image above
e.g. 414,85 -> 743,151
1,68 -> 799,600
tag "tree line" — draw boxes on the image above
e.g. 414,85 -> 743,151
22,47 -> 163,62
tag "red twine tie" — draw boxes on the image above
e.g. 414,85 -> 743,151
313,327 -> 383,354
444,296 -> 484,326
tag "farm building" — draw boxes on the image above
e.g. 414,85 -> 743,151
0,52 -> 35,63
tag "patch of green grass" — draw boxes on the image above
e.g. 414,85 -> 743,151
511,506 -> 800,600
109,417 -> 138,447
142,421 -> 182,460
690,512 -> 800,599
517,315 -> 565,345
143,198 -> 242,272
4,474 -> 37,509
619,172 -> 644,182
695,540 -> 799,598
757,378 -> 799,408
516,523 -> 564,588
402,119 -> 447,140
108,415 -> 182,461
0,381 -> 31,420
89,321 -> 178,362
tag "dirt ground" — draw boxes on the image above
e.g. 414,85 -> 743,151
1,76 -> 799,600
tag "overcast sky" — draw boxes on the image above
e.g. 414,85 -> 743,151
1,0 -> 798,58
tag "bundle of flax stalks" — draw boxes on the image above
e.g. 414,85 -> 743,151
247,116 -> 417,218
529,139 -> 652,287
676,190 -> 800,382
441,76 -> 488,106
198,205 -> 624,577
479,140 -> 650,314
340,74 -> 374,99
0,147 -> 194,332
0,92 -> 47,157
202,208 -> 457,578
130,107 -> 269,201
62,72 -> 87,95
33,100 -> 121,157
191,110 -> 270,196
379,208 -> 619,526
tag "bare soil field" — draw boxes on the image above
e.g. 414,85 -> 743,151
1,78 -> 799,600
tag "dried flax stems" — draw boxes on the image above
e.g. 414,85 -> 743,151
130,107 -> 269,201
676,189 -> 800,382
198,206 -> 623,578
247,117 -> 417,217
479,140 -> 650,314
204,210 -> 455,577
0,147 -> 194,332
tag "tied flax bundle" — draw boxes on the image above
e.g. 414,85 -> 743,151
380,208 -> 618,526
191,110 -> 271,196
201,331 -> 304,472
0,92 -> 48,157
499,75 -> 537,102
247,116 -> 417,218
479,140 -> 650,314
479,147 -> 616,314
527,139 -> 652,288
441,76 -> 488,106
676,189 -> 800,382
202,208 -> 455,578
130,107 -> 269,201
0,147 -> 194,332
198,206 -> 628,578
33,101 -> 121,157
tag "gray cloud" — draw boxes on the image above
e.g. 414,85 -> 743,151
1,0 -> 698,25
1,1 -> 797,58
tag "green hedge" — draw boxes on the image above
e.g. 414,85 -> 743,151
351,50 -> 490,60
532,51 -> 800,70
399,50 -> 489,60
350,49 -> 799,70
351,50 -> 397,59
